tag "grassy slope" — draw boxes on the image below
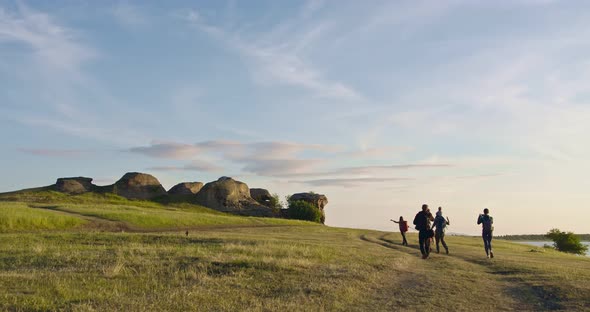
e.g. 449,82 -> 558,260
0,202 -> 87,232
0,193 -> 589,311
0,191 -> 311,231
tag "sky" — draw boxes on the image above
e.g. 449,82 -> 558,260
1,0 -> 589,235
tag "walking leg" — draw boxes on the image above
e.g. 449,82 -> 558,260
488,234 -> 493,258
441,234 -> 449,254
435,234 -> 440,253
419,232 -> 426,256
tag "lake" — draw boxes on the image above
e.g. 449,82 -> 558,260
518,241 -> 590,256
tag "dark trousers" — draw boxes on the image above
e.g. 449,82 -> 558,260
401,231 -> 408,246
483,230 -> 493,255
435,231 -> 448,253
419,230 -> 430,256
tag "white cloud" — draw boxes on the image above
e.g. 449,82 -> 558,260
17,148 -> 90,157
147,160 -> 223,173
183,5 -> 362,101
0,5 -> 95,73
129,142 -> 202,159
0,4 -> 149,145
290,177 -> 413,188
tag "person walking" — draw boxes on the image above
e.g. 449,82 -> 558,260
431,207 -> 450,254
477,208 -> 494,258
413,204 -> 434,259
390,216 -> 409,246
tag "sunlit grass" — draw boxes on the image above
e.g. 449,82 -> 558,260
0,202 -> 86,232
0,192 -> 589,310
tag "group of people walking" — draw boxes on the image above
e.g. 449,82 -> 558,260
391,204 -> 494,259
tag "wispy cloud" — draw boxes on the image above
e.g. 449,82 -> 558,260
182,3 -> 362,101
17,148 -> 89,157
290,177 -> 413,188
0,4 -> 96,72
128,139 -> 452,180
240,158 -> 324,176
128,142 -> 202,159
129,140 -> 340,160
274,163 -> 452,178
147,160 -> 223,173
0,4 -> 147,145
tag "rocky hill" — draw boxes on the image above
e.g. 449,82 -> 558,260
18,172 -> 329,221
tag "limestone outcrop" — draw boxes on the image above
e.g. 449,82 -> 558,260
168,182 -> 204,195
55,177 -> 95,194
195,177 -> 275,217
289,192 -> 328,223
39,173 -> 330,221
250,188 -> 272,206
112,172 -> 167,200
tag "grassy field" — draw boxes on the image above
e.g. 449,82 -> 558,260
0,195 -> 589,311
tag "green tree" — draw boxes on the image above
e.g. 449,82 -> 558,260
269,193 -> 282,209
545,228 -> 588,255
287,200 -> 322,223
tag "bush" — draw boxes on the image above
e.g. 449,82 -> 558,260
287,200 -> 322,223
545,228 -> 588,255
269,193 -> 282,209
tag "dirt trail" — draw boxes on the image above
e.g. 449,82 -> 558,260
28,204 -> 130,231
360,232 -> 566,311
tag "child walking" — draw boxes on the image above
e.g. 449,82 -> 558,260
391,216 -> 409,246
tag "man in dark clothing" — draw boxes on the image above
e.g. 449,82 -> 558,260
413,204 -> 434,259
477,208 -> 494,258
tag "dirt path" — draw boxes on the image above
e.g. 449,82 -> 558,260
28,204 -> 131,231
359,232 -> 566,311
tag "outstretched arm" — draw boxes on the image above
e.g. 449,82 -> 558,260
446,217 -> 450,226
390,219 -> 400,224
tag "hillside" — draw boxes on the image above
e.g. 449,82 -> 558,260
4,173 -> 330,222
0,194 -> 589,311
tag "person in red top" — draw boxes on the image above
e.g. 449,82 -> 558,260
390,216 -> 409,246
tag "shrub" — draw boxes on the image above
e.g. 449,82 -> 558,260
287,200 -> 322,223
545,228 -> 588,255
269,193 -> 282,209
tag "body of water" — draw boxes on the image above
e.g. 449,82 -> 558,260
518,241 -> 590,256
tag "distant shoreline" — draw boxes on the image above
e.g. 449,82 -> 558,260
499,234 -> 590,241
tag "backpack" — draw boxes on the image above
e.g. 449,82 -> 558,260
435,216 -> 447,232
481,215 -> 493,232
413,212 -> 427,231
400,221 -> 408,233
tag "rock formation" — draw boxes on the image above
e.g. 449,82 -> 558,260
43,173 -> 329,221
195,177 -> 275,217
55,177 -> 95,194
250,188 -> 272,206
290,192 -> 329,223
168,182 -> 204,195
112,172 -> 167,200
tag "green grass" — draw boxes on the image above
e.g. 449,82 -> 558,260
0,190 -> 175,209
47,203 -> 314,229
0,193 -> 589,310
0,202 -> 86,232
0,228 -> 588,311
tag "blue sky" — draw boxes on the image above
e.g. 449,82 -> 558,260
1,0 -> 589,234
